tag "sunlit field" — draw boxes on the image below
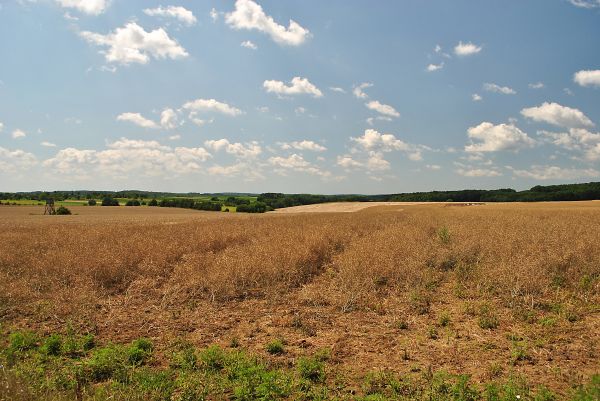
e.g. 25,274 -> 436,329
1,203 -> 598,400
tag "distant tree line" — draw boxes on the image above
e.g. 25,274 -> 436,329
256,182 -> 600,210
3,182 -> 600,213
158,198 -> 223,211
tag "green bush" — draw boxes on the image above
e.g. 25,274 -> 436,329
570,374 -> 600,401
297,356 -> 325,383
88,199 -> 97,206
127,338 -> 153,365
101,197 -> 119,206
85,345 -> 128,382
55,206 -> 71,215
266,339 -> 285,355
8,331 -> 38,352
42,334 -> 62,356
125,199 -> 141,206
171,345 -> 198,370
148,199 -> 158,206
200,345 -> 226,370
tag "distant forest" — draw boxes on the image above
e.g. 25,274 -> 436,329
2,181 -> 600,212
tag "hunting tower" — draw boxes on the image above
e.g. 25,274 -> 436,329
44,198 -> 56,215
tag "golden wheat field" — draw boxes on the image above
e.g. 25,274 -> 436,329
1,202 -> 599,399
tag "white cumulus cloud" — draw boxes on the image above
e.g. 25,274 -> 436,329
183,98 -> 243,116
240,40 -> 257,50
539,128 -> 600,161
568,0 -> 600,8
280,140 -> 326,152
456,168 -> 502,177
483,83 -> 516,95
351,129 -> 424,161
426,62 -> 444,72
204,139 -> 261,158
454,41 -> 482,56
143,6 -> 197,26
56,0 -> 108,15
160,108 -> 178,129
116,112 -> 159,129
0,147 -> 37,173
521,102 -> 594,128
12,129 -> 26,139
365,100 -> 400,118
510,165 -> 600,180
573,69 -> 600,87
352,82 -> 372,99
337,155 -> 363,169
263,77 -> 323,98
465,122 -> 535,152
43,138 -> 211,178
225,0 -> 310,46
80,22 -> 188,65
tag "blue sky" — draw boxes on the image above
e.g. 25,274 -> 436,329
1,0 -> 600,193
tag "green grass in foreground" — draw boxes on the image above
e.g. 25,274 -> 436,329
1,330 -> 598,401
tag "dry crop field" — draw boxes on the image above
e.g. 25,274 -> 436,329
0,202 -> 599,400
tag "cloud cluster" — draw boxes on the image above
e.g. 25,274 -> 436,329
205,139 -> 262,159
143,6 -> 197,26
539,128 -> 600,161
43,138 -> 211,178
225,0 -> 310,46
465,122 -> 535,152
240,40 -> 257,50
454,41 -> 482,56
280,140 -> 326,152
263,77 -> 323,98
12,129 -> 27,139
0,147 -> 37,173
347,129 -> 426,169
117,112 -> 158,129
568,0 -> 600,8
183,98 -> 243,116
56,0 -> 108,15
483,83 -> 516,95
521,102 -> 593,128
352,82 -> 372,99
573,69 -> 600,87
365,100 -> 400,118
510,165 -> 599,180
426,62 -> 444,72
80,22 -> 188,65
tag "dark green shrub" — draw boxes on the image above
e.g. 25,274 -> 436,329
297,356 -> 325,383
88,199 -> 97,206
85,345 -> 127,382
570,374 -> 600,401
55,206 -> 72,215
125,200 -> 141,206
200,345 -> 226,370
8,331 -> 38,352
42,334 -> 62,356
128,338 -> 153,365
171,345 -> 198,370
101,197 -> 119,206
148,199 -> 158,206
266,339 -> 285,355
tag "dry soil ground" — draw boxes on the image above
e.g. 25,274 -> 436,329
0,202 -> 598,399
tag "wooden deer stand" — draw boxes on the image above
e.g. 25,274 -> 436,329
44,198 -> 56,215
